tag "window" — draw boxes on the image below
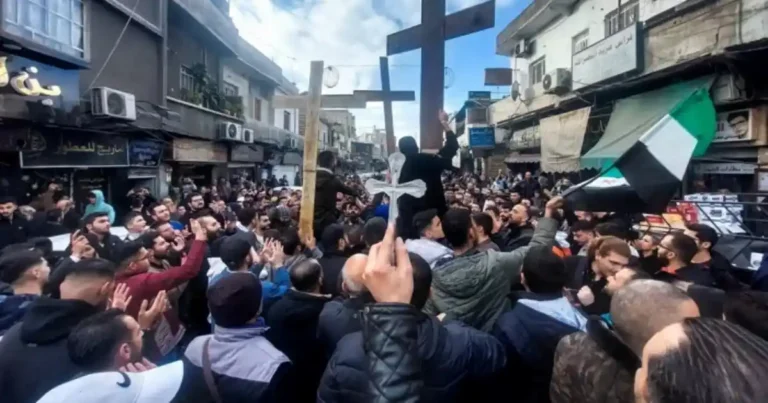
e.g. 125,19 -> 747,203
180,66 -> 195,93
222,82 -> 238,96
572,30 -> 589,54
604,1 -> 639,37
283,111 -> 291,131
3,0 -> 86,59
253,98 -> 262,121
529,57 -> 546,86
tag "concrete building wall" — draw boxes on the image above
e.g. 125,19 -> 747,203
81,0 -> 165,105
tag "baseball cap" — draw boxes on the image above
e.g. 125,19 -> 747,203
218,237 -> 252,269
36,360 -> 184,403
208,272 -> 262,328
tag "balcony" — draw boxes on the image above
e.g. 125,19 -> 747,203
170,0 -> 239,54
496,0 -> 579,55
246,119 -> 295,147
167,96 -> 243,140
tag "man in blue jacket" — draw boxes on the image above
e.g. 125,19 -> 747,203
493,245 -> 587,402
317,252 -> 506,403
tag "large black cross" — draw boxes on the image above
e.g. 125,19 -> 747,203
387,0 -> 495,151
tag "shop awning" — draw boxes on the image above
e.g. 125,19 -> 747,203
505,154 -> 541,164
581,76 -> 716,170
540,106 -> 591,172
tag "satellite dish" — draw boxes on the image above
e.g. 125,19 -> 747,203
523,87 -> 535,105
324,66 -> 340,88
511,82 -> 520,101
444,67 -> 455,89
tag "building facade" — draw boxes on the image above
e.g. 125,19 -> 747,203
491,0 -> 768,192
0,0 -> 302,216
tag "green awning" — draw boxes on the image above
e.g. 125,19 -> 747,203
581,76 -> 716,170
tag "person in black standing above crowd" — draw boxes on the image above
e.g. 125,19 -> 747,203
0,196 -> 29,252
514,171 -> 540,200
396,111 -> 459,239
314,150 -> 359,240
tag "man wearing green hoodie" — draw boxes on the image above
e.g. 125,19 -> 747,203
83,190 -> 115,225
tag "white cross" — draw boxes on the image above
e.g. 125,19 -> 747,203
365,152 -> 426,223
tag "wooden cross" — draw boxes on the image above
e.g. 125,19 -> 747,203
364,152 -> 426,223
350,57 -> 416,156
298,61 -> 325,239
387,0 -> 496,152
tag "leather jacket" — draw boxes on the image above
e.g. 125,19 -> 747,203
362,303 -> 423,403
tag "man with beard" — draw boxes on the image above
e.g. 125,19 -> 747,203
180,193 -> 206,229
494,202 -> 535,252
113,219 -> 208,360
81,212 -> 123,263
314,151 -> 359,239
397,111 -> 459,239
654,232 -> 718,288
148,202 -> 183,231
318,224 -> 350,297
0,196 -> 29,252
0,259 -> 116,403
67,307 -> 165,373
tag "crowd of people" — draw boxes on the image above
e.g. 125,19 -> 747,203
0,114 -> 768,403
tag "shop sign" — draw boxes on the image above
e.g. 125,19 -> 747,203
283,152 -> 302,165
468,125 -> 495,149
468,91 -> 491,101
20,130 -> 129,168
694,163 -> 755,175
713,109 -> 752,143
572,23 -> 642,90
172,138 -> 226,163
0,53 -> 80,115
230,143 -> 264,162
129,140 -> 164,166
508,125 -> 540,150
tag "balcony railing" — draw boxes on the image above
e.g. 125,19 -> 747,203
167,96 -> 244,140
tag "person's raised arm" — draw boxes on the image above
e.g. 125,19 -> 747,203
140,218 -> 208,294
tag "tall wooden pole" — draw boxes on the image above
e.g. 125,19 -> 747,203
379,56 -> 396,156
299,61 -> 324,239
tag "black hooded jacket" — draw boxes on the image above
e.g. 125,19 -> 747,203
397,131 -> 459,239
0,297 -> 100,403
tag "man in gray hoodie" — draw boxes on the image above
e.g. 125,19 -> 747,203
424,197 -> 562,332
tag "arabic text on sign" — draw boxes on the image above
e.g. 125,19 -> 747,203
0,57 -> 62,97
55,141 -> 125,156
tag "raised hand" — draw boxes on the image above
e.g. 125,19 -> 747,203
171,236 -> 186,253
190,218 -> 207,241
110,283 -> 132,312
362,224 -> 413,304
137,290 -> 169,331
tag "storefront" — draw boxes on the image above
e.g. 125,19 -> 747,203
229,143 -> 264,183
168,138 -> 227,192
19,129 -> 130,212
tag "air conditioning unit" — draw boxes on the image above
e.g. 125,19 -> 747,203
218,122 -> 243,142
542,69 -> 572,94
514,39 -> 533,57
242,128 -> 255,143
712,74 -> 747,103
91,87 -> 137,121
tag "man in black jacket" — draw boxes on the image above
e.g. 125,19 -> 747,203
0,196 -> 29,252
317,252 -> 506,402
266,258 -> 331,402
397,111 -> 459,239
314,151 -> 358,239
0,259 -> 116,403
82,212 -> 123,263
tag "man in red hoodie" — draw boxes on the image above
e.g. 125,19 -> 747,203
114,217 -> 208,360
